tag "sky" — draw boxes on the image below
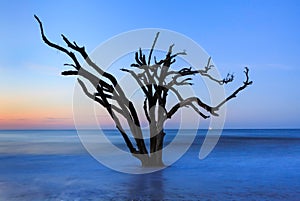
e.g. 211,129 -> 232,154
0,0 -> 299,129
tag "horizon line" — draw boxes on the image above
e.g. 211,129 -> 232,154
1,128 -> 299,131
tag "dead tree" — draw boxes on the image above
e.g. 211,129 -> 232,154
35,15 -> 252,167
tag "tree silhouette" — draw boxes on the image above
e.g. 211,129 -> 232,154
35,15 -> 252,166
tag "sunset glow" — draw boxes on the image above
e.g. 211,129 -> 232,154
0,1 -> 300,129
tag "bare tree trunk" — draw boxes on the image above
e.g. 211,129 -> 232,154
35,15 -> 252,168
144,129 -> 165,167
153,129 -> 166,166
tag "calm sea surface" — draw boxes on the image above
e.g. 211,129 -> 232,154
0,129 -> 299,200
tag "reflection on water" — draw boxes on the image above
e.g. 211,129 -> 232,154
126,171 -> 165,200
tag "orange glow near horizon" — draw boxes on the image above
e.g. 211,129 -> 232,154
0,93 -> 116,129
0,93 -> 73,129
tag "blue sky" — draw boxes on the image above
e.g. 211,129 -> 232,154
0,0 -> 299,129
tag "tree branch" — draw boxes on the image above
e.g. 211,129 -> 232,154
77,78 -> 138,154
120,68 -> 149,97
35,15 -> 148,156
213,67 -> 253,110
148,32 -> 160,66
169,57 -> 235,86
143,97 -> 151,123
169,86 -> 210,119
167,97 -> 217,119
167,67 -> 252,119
34,15 -> 81,71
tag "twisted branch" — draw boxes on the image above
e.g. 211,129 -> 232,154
167,67 -> 252,118
35,15 -> 148,156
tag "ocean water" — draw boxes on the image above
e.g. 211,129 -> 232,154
0,129 -> 299,200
